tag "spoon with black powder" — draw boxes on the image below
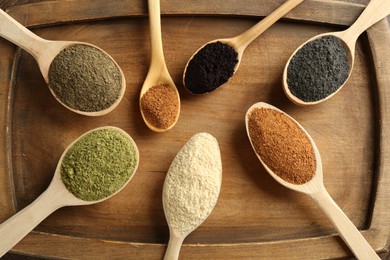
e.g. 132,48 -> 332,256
0,9 -> 126,116
283,0 -> 390,105
245,102 -> 379,259
183,0 -> 304,94
0,126 -> 139,257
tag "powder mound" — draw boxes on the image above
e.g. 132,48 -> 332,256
184,41 -> 238,94
163,133 -> 222,235
61,128 -> 138,201
287,35 -> 350,102
48,44 -> 122,112
248,108 -> 316,185
140,84 -> 179,130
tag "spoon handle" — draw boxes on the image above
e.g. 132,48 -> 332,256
0,188 -> 62,257
164,231 -> 185,260
147,0 -> 166,68
343,0 -> 390,45
0,9 -> 47,59
310,187 -> 379,259
233,0 -> 304,50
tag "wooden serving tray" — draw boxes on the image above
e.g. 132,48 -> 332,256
1,0 -> 389,258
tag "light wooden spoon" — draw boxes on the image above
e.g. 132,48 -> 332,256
139,0 -> 180,132
0,126 -> 139,257
183,0 -> 304,94
245,102 -> 379,260
0,9 -> 126,116
162,133 -> 222,260
283,0 -> 390,105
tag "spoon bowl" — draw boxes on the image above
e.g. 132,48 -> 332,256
246,102 -> 324,192
283,32 -> 354,106
183,0 -> 304,94
245,102 -> 379,259
0,126 -> 139,257
140,70 -> 180,132
0,9 -> 126,116
139,0 -> 180,132
283,0 -> 390,105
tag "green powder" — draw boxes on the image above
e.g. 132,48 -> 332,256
61,128 -> 138,201
48,44 -> 122,112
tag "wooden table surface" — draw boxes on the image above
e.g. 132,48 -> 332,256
1,0 -> 389,259
0,0 -> 374,10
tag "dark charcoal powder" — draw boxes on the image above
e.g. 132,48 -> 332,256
286,35 -> 350,102
184,41 -> 238,94
49,44 -> 122,112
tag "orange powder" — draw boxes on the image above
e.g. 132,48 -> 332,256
248,107 -> 316,184
140,84 -> 179,130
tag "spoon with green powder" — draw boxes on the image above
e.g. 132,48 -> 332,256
0,9 -> 126,116
0,126 -> 139,257
245,102 -> 379,259
139,0 -> 180,132
283,0 -> 390,105
162,133 -> 222,260
182,0 -> 304,94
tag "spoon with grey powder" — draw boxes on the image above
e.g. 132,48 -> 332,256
183,0 -> 304,94
283,0 -> 390,105
0,9 -> 126,116
245,102 -> 379,259
162,133 -> 222,260
0,126 -> 139,257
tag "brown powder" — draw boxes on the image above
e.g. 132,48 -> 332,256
140,84 -> 179,130
248,107 -> 316,184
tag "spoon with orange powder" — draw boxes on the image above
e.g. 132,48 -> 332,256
245,102 -> 379,259
139,0 -> 180,132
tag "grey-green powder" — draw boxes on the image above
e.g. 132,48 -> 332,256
61,128 -> 138,201
48,44 -> 122,112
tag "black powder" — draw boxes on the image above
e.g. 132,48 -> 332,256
184,41 -> 238,94
286,35 -> 350,102
48,44 -> 122,112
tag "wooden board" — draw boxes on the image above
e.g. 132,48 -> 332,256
0,0 -> 389,258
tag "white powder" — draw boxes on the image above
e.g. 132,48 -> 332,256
163,132 -> 222,235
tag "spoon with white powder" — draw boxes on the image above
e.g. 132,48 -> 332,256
162,133 -> 222,260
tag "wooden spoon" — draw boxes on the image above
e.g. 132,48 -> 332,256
0,126 -> 139,257
162,133 -> 222,260
0,9 -> 126,116
283,0 -> 390,105
245,102 -> 379,260
139,0 -> 180,132
183,0 -> 304,94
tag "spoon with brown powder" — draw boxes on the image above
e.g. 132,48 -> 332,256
0,9 -> 126,116
183,0 -> 304,94
245,102 -> 379,259
0,126 -> 139,257
139,0 -> 180,132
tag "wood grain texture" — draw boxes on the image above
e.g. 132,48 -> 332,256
0,0 -> 389,259
2,0 -> 369,28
